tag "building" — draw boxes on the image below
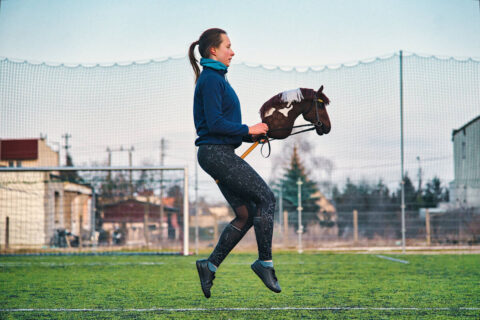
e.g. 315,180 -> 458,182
312,190 -> 338,237
450,115 -> 480,208
101,198 -> 179,245
0,138 -> 59,168
0,138 -> 93,248
193,204 -> 233,241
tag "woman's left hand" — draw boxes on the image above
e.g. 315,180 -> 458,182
251,134 -> 267,142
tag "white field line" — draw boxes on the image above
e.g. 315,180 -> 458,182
376,255 -> 409,264
219,262 -> 306,265
0,262 -> 164,267
0,261 -> 309,267
1,307 -> 479,312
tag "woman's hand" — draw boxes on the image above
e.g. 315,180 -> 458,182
248,122 -> 269,135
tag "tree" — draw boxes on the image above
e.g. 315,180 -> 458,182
332,178 -> 375,212
394,172 -> 419,210
167,185 -> 183,210
135,161 -> 158,195
60,153 -> 84,183
274,145 -> 320,231
332,178 -> 398,238
371,179 -> 392,212
167,184 -> 184,239
422,176 -> 448,207
269,136 -> 334,197
99,172 -> 130,201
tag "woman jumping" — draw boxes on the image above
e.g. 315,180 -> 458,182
189,28 -> 281,298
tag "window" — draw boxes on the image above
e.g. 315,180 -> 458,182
462,141 -> 466,160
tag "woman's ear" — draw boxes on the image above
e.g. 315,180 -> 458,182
210,47 -> 216,56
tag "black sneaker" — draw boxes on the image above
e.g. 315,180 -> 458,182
196,259 -> 215,298
251,260 -> 281,293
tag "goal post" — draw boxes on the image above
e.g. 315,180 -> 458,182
0,166 -> 189,255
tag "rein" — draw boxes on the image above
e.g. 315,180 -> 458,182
260,98 -> 325,157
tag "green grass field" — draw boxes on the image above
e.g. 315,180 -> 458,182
1,252 -> 479,319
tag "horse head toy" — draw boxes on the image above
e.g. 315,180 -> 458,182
259,86 -> 331,140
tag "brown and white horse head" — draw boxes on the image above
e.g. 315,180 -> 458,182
260,86 -> 331,139
301,86 -> 331,136
260,89 -> 302,139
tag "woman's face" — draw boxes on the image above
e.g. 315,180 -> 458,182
210,34 -> 235,67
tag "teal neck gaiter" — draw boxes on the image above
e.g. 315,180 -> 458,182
200,58 -> 228,71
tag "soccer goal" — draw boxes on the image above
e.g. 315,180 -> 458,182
0,166 -> 189,256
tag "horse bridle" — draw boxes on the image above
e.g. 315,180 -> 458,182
260,97 -> 325,157
305,97 -> 325,129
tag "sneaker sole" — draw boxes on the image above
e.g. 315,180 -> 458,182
251,263 -> 281,293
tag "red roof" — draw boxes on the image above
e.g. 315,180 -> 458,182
1,139 -> 38,160
102,199 -> 178,223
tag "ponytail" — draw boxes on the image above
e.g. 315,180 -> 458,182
189,40 -> 200,83
188,28 -> 226,84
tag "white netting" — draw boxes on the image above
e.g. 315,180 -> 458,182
1,53 -> 479,250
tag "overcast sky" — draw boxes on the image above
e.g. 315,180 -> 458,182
1,0 -> 479,202
0,0 -> 479,66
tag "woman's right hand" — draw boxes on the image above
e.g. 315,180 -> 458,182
248,122 -> 269,135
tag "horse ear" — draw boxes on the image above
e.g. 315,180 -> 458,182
316,85 -> 330,105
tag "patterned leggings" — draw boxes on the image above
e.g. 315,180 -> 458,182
197,144 -> 276,267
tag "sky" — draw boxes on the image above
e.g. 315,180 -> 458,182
0,0 -> 479,202
0,0 -> 479,66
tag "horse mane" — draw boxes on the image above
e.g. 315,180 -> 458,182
259,88 -> 323,120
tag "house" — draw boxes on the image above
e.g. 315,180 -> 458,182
450,115 -> 480,208
193,205 -> 233,241
0,138 -> 93,249
0,138 -> 59,168
100,198 -> 179,245
312,190 -> 338,236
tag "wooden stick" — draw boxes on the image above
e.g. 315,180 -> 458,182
240,140 -> 260,159
215,141 -> 260,184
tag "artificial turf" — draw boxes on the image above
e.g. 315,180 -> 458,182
1,252 -> 479,319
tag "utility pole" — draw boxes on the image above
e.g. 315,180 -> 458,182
416,156 -> 422,194
105,145 -> 135,194
62,133 -> 71,166
128,146 -> 134,195
159,138 -> 166,242
106,147 -> 112,181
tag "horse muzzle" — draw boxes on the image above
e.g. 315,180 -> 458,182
315,123 -> 331,135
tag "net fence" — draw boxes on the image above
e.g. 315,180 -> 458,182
0,167 -> 187,253
1,52 -> 479,253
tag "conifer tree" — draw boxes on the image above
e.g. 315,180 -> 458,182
274,145 -> 320,231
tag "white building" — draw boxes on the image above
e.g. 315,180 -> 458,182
0,138 -> 93,248
449,115 -> 480,209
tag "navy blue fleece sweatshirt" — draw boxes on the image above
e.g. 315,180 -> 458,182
193,66 -> 249,148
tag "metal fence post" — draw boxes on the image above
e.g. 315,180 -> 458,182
183,166 -> 189,256
425,209 -> 431,246
353,210 -> 358,243
399,50 -> 406,254
5,216 -> 9,249
297,179 -> 303,254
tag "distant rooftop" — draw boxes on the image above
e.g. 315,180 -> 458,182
452,115 -> 480,137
